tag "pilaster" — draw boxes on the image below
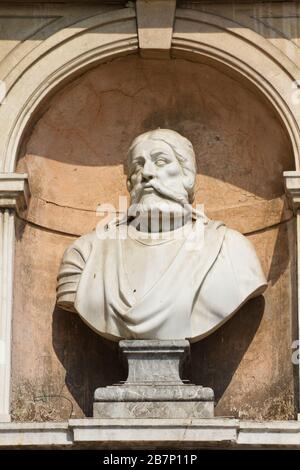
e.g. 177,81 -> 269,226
0,173 -> 29,422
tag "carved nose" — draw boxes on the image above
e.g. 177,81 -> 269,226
142,161 -> 155,181
142,172 -> 153,182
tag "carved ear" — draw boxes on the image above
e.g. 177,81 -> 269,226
183,172 -> 195,194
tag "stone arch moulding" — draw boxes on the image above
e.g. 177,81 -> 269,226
0,6 -> 300,422
1,7 -> 300,171
171,8 -> 300,169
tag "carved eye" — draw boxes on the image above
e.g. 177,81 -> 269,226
155,158 -> 167,167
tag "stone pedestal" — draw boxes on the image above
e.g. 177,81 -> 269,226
93,340 -> 214,419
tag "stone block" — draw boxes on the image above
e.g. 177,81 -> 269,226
94,340 -> 214,419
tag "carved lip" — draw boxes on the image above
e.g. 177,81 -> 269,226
141,185 -> 155,193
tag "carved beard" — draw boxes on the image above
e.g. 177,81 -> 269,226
128,179 -> 190,220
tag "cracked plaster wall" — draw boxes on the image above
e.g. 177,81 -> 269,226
10,54 -> 297,421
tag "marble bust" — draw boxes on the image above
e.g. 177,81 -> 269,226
57,129 -> 267,343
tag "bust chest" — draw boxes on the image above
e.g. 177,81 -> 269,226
122,234 -> 184,302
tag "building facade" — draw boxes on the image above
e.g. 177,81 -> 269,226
1,0 -> 300,448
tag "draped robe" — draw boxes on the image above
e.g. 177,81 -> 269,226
57,218 -> 267,343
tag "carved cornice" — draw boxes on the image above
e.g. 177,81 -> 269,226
284,171 -> 300,213
0,173 -> 30,213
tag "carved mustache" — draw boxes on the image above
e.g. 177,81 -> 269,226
132,179 -> 188,206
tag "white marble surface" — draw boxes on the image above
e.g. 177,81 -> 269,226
57,130 -> 267,343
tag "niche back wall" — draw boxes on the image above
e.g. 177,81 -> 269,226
12,55 -> 296,420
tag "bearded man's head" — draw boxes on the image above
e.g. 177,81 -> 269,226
126,129 -> 197,218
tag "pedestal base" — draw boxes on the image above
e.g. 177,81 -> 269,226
94,387 -> 214,418
93,340 -> 214,419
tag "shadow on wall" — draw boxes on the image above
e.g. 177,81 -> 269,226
187,218 -> 297,420
52,306 -> 126,417
188,296 -> 265,411
48,219 -> 296,420
12,53 -> 295,420
52,296 -> 264,418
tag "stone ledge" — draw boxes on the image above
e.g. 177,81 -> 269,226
0,173 -> 29,212
238,421 -> 300,447
1,419 -> 300,448
0,422 -> 71,447
284,170 -> 300,212
70,418 -> 237,447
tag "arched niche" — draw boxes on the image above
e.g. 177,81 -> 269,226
0,7 -> 298,421
11,52 -> 296,420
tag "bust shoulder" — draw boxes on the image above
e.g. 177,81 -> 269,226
222,226 -> 260,258
70,229 -> 97,250
56,230 -> 98,311
65,229 -> 106,261
202,220 -> 267,295
204,220 -> 258,253
221,226 -> 267,296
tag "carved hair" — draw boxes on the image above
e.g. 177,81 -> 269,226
127,129 -> 197,203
